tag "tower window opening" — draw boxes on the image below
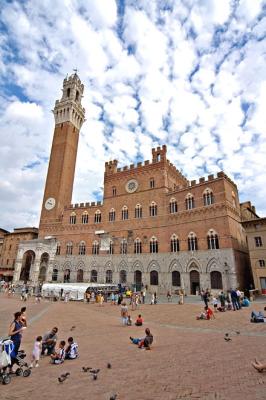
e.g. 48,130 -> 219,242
75,91 -> 79,101
67,88 -> 70,97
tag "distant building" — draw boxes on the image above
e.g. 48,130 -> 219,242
242,210 -> 266,294
0,227 -> 38,281
12,74 -> 256,293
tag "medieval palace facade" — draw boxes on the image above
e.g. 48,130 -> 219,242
12,74 -> 254,294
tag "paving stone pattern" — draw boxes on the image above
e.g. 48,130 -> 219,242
0,294 -> 265,400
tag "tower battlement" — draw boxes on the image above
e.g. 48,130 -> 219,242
53,73 -> 85,130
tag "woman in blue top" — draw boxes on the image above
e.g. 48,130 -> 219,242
8,311 -> 25,370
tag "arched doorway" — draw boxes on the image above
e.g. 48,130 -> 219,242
134,270 -> 142,292
20,250 -> 35,282
77,269 -> 83,282
39,253 -> 49,282
190,270 -> 200,295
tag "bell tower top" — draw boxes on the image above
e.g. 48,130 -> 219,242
53,73 -> 85,130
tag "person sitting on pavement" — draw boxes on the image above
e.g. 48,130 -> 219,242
50,340 -> 65,364
197,306 -> 215,320
241,296 -> 250,307
65,337 -> 78,359
135,314 -> 143,326
130,328 -> 153,350
250,307 -> 266,323
41,327 -> 58,355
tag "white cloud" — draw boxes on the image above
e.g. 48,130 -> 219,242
0,0 -> 266,231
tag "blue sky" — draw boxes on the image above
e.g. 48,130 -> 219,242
0,0 -> 266,231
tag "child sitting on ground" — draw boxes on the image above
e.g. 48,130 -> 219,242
65,337 -> 78,359
30,336 -> 42,368
127,315 -> 132,326
135,314 -> 143,326
50,340 -> 66,364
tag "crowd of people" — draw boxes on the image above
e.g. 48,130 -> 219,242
2,283 -> 265,378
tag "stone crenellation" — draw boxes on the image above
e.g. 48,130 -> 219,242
67,201 -> 103,210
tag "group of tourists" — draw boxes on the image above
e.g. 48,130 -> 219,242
7,308 -> 78,372
41,327 -> 78,365
201,288 -> 250,313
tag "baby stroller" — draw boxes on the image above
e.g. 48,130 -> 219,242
0,338 -> 13,385
11,349 -> 31,377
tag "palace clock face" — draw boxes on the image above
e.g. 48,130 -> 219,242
125,179 -> 138,193
45,197 -> 56,210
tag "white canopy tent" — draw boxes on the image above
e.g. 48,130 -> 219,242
41,282 -> 118,301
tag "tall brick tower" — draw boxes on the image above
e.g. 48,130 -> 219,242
39,73 -> 85,234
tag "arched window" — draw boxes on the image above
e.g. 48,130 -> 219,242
185,194 -> 195,210
112,186 -> 116,196
56,243 -> 61,255
150,270 -> 158,285
78,241 -> 86,255
188,233 -> 198,251
135,204 -> 142,219
171,234 -> 179,252
203,189 -> 214,206
120,270 -> 127,284
66,242 -> 73,255
94,210 -> 101,223
210,271 -> 222,289
64,269 -> 70,283
172,271 -> 181,286
169,198 -> 178,214
70,212 -> 76,224
52,269 -> 58,281
77,269 -> 83,282
121,206 -> 128,220
91,269 -> 97,283
149,201 -> 157,217
82,211 -> 89,224
150,236 -> 158,253
207,230 -> 219,249
106,270 -> 113,283
120,239 -> 127,254
92,241 -> 99,255
109,240 -> 114,254
109,208 -> 116,222
150,178 -> 155,188
134,238 -> 142,254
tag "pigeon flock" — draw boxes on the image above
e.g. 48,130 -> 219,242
58,363 -> 116,399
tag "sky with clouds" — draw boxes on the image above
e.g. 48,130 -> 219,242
0,0 -> 266,231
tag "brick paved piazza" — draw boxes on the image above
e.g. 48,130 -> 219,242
1,294 -> 265,400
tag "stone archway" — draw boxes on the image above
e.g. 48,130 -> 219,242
39,252 -> 49,282
20,250 -> 35,282
190,270 -> 200,295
